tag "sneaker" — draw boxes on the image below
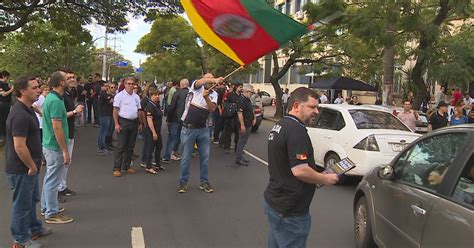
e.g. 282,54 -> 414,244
236,160 -> 249,166
242,158 -> 250,164
98,149 -> 110,156
31,227 -> 52,240
44,213 -> 74,224
59,188 -> 76,196
212,140 -> 219,145
113,170 -> 121,177
199,182 -> 214,193
156,165 -> 166,171
161,158 -> 170,164
177,183 -> 187,193
151,161 -> 157,166
41,207 -> 65,216
139,162 -> 146,168
171,154 -> 181,161
224,149 -> 231,154
12,240 -> 42,248
58,194 -> 67,203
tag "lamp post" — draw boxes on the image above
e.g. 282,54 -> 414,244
101,31 -> 108,81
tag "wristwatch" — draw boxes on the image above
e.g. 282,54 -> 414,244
73,110 -> 77,116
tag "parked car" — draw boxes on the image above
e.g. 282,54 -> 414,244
353,125 -> 474,248
306,104 -> 421,178
260,91 -> 274,106
252,105 -> 263,132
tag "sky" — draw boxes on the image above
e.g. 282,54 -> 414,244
85,16 -> 152,68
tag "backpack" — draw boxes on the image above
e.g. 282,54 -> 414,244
222,102 -> 237,118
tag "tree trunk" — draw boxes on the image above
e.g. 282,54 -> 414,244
382,45 -> 394,106
269,52 -> 297,119
410,0 -> 449,109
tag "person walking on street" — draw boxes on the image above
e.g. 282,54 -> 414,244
92,73 -> 103,126
41,71 -> 76,224
282,88 -> 290,114
235,85 -> 256,166
143,88 -> 165,174
264,87 -> 339,248
163,79 -> 189,163
222,82 -> 242,154
57,69 -> 83,199
178,73 -> 223,193
0,70 -> 13,142
6,76 -> 52,248
397,99 -> 420,132
97,83 -> 115,155
429,101 -> 449,131
84,75 -> 94,124
113,77 -> 144,177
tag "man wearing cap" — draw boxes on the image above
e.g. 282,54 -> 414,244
429,101 -> 449,131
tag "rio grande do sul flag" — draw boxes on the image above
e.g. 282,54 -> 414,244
181,0 -> 308,66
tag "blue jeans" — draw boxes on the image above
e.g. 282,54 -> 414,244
41,148 -> 65,218
264,201 -> 311,248
179,127 -> 210,184
58,139 -> 74,192
7,173 -> 43,244
163,122 -> 181,160
98,116 -> 112,150
141,128 -> 153,163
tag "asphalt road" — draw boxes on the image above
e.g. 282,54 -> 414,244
0,118 -> 360,248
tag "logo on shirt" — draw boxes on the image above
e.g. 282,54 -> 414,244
296,153 -> 308,161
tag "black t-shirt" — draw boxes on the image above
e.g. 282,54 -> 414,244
237,95 -> 254,127
99,91 -> 113,116
264,115 -> 318,216
0,80 -> 12,103
145,100 -> 163,132
84,83 -> 93,100
5,101 -> 42,174
63,91 -> 76,139
76,85 -> 86,102
429,111 -> 448,130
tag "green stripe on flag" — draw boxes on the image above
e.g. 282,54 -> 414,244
240,0 -> 308,45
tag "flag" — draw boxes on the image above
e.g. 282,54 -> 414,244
181,0 -> 308,66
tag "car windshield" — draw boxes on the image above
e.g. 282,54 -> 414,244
349,110 -> 411,131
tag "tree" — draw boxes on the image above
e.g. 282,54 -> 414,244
0,0 -> 181,34
0,17 -> 95,77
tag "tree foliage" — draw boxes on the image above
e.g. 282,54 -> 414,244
0,0 -> 182,34
0,17 -> 95,77
90,48 -> 135,81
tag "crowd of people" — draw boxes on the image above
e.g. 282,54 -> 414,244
2,68 -> 264,247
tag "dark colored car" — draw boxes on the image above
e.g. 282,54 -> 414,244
353,124 -> 474,248
252,105 -> 263,133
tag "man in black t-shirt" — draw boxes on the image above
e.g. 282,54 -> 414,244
235,85 -> 255,166
97,83 -> 115,154
264,87 -> 338,248
429,101 -> 449,131
84,75 -> 94,124
5,76 -> 51,247
0,70 -> 14,140
58,69 -> 84,198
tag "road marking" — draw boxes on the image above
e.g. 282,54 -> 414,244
131,227 -> 146,248
244,150 -> 268,166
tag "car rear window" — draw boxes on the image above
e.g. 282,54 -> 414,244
349,110 -> 411,131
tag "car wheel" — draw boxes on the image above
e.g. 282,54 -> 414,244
354,196 -> 376,248
324,153 -> 347,184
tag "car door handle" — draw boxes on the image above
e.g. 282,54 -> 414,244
410,205 -> 426,216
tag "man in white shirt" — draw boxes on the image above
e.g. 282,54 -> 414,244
397,100 -> 420,132
178,73 -> 223,194
112,77 -> 145,177
282,88 -> 290,114
463,92 -> 473,114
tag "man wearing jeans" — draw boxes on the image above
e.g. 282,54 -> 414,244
112,77 -> 144,177
163,78 -> 189,163
97,83 -> 115,155
41,71 -> 74,224
235,84 -> 256,166
264,87 -> 338,247
6,76 -> 51,248
177,73 -> 223,193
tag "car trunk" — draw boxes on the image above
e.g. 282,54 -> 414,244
370,130 -> 420,155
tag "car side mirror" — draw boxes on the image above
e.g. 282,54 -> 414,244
378,165 -> 394,180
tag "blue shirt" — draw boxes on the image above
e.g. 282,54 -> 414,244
450,115 -> 469,126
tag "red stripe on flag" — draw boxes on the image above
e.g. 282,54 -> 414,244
191,0 -> 280,65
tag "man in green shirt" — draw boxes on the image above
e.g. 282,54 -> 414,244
40,71 -> 74,224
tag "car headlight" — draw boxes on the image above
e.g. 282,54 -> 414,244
353,134 -> 380,152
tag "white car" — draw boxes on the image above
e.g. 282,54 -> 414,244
307,104 -> 421,177
260,91 -> 274,106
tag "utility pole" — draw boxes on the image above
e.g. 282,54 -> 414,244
102,30 -> 108,81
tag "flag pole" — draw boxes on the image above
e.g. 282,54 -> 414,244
209,66 -> 245,90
